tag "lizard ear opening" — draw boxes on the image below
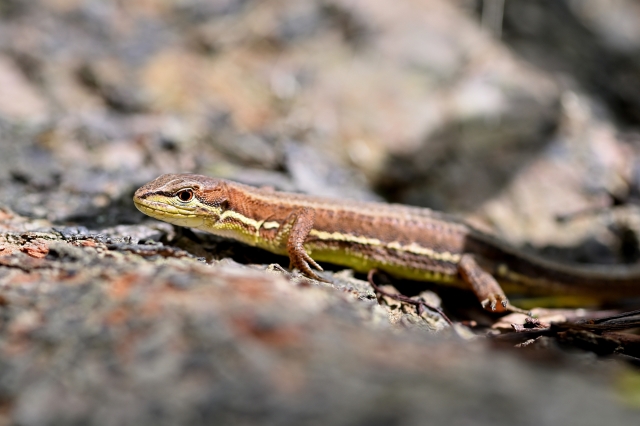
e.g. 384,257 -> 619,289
200,180 -> 229,208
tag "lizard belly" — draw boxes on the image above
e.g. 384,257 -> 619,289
305,240 -> 463,285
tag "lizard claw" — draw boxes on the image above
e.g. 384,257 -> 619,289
481,293 -> 509,313
289,251 -> 327,282
302,251 -> 323,272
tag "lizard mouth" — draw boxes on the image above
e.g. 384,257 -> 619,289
133,200 -> 205,228
133,200 -> 195,217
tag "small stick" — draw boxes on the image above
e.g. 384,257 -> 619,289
367,269 -> 453,327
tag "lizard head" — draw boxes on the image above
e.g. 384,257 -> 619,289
133,173 -> 229,228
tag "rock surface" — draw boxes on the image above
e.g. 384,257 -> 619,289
1,1 -> 640,424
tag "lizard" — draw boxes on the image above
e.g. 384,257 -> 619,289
133,173 -> 640,312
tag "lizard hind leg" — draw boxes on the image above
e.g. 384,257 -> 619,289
458,254 -> 509,312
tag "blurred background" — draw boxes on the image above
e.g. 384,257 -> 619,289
2,0 -> 640,424
2,0 -> 640,245
2,0 -> 640,255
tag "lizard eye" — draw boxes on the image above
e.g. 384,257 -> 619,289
176,189 -> 194,202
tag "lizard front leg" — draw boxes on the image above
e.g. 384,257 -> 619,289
276,207 -> 325,281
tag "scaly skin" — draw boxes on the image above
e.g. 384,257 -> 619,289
134,173 -> 640,312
